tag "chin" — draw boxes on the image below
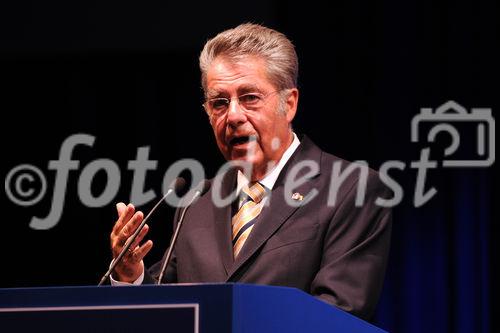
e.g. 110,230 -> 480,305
229,155 -> 254,164
228,154 -> 259,168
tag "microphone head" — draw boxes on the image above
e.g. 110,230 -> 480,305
166,177 -> 187,195
173,177 -> 187,194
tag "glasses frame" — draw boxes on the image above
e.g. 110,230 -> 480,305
203,90 -> 282,118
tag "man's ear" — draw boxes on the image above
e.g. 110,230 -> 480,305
284,88 -> 299,123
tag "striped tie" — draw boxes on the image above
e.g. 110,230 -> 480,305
232,182 -> 266,258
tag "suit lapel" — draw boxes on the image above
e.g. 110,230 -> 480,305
226,136 -> 322,281
211,168 -> 238,275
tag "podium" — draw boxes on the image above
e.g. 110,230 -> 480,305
0,283 -> 387,332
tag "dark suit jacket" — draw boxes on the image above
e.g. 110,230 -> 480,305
145,136 -> 392,320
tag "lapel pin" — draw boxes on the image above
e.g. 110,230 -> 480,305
291,192 -> 304,201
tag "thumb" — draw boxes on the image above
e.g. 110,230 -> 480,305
116,202 -> 127,217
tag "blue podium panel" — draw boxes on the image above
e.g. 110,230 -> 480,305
0,283 -> 387,333
1,304 -> 197,333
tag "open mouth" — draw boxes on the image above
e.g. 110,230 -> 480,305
229,135 -> 257,146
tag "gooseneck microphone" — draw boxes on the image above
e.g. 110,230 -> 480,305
98,177 -> 186,286
156,179 -> 211,285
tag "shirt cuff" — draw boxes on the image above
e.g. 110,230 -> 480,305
108,260 -> 145,285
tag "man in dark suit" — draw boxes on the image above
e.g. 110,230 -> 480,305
109,23 -> 391,320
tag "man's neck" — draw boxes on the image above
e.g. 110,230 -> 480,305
251,131 -> 294,181
237,132 -> 300,192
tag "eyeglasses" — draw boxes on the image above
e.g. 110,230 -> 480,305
203,90 -> 281,118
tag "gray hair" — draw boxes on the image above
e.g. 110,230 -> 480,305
199,23 -> 298,94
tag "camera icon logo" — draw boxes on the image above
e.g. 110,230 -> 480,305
411,100 -> 495,167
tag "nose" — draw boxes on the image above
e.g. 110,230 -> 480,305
226,98 -> 247,127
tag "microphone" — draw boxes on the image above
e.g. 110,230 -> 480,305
156,179 -> 211,284
98,177 -> 186,286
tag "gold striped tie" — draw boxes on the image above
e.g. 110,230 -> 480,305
232,182 -> 266,258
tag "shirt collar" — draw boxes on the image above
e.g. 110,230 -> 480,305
236,132 -> 300,193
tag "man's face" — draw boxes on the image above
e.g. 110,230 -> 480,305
205,56 -> 298,180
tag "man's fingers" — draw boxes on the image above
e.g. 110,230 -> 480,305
116,202 -> 127,217
131,240 -> 153,263
121,211 -> 144,239
112,204 -> 135,236
120,204 -> 136,230
129,224 -> 150,251
112,204 -> 133,235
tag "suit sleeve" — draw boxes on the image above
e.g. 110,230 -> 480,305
310,171 -> 392,320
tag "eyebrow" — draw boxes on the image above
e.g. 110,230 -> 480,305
206,90 -> 223,99
206,84 -> 262,99
237,84 -> 262,95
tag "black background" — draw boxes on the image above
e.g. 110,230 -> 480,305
1,1 -> 497,332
